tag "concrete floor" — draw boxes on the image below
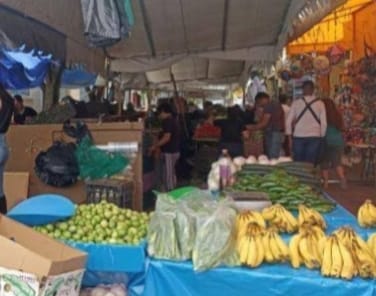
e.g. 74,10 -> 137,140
327,181 -> 376,215
325,161 -> 376,215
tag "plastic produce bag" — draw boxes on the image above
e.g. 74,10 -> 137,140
175,202 -> 196,260
192,199 -> 239,271
147,211 -> 181,260
155,193 -> 177,212
174,190 -> 218,260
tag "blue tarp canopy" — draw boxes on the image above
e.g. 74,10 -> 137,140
0,46 -> 52,90
61,68 -> 97,88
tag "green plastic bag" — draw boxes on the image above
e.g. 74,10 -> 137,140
75,137 -> 129,180
168,186 -> 199,200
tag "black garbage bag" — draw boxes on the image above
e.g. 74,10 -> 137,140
63,120 -> 93,144
35,142 -> 79,187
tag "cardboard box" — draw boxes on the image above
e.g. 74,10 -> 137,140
4,172 -> 29,210
0,215 -> 87,296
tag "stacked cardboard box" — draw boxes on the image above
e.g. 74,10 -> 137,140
0,215 -> 87,296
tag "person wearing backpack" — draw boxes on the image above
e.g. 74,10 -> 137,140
0,84 -> 14,214
286,81 -> 327,164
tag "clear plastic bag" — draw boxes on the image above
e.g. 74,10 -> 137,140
147,211 -> 181,260
155,193 -> 177,212
174,201 -> 197,260
192,199 -> 239,271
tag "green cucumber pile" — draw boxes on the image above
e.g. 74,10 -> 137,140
241,162 -> 322,190
231,169 -> 335,213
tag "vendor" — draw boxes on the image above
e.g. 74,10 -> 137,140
13,95 -> 37,124
247,92 -> 285,159
0,84 -> 14,214
150,103 -> 180,191
214,106 -> 246,158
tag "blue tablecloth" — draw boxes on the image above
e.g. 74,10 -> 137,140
139,203 -> 376,296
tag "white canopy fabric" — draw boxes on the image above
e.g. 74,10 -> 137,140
0,0 -> 346,80
109,0 -> 346,87
0,0 -> 105,74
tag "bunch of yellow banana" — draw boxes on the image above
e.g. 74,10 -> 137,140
236,222 -> 264,252
262,228 -> 289,263
236,211 -> 266,239
334,226 -> 365,249
298,204 -> 327,229
237,223 -> 265,268
367,233 -> 376,258
321,234 -> 356,280
357,199 -> 376,228
262,204 -> 298,233
334,227 -> 376,278
289,224 -> 326,269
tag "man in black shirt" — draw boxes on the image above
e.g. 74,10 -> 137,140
13,95 -> 37,124
215,106 -> 246,157
150,103 -> 180,191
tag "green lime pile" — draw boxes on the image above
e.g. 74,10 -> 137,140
34,201 -> 151,245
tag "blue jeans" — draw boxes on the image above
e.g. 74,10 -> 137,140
0,134 -> 9,197
292,137 -> 322,164
265,131 -> 283,159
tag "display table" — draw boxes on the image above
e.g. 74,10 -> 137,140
142,259 -> 375,296
138,204 -> 376,296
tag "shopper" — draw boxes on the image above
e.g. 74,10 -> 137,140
247,92 -> 285,159
215,106 -> 246,158
0,84 -> 14,214
150,103 -> 180,191
279,94 -> 292,156
321,98 -> 347,189
286,81 -> 327,164
13,95 -> 37,124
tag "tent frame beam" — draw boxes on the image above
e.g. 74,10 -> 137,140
139,0 -> 156,57
221,0 -> 230,51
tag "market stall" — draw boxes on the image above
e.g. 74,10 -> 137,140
5,121 -> 144,210
4,155 -> 376,296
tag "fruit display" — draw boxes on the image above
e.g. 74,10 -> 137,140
262,204 -> 298,233
357,199 -> 376,227
237,223 -> 289,267
368,233 -> 376,257
334,227 -> 376,278
34,201 -> 150,245
289,224 -> 326,269
321,234 -> 356,279
262,228 -> 290,263
236,211 -> 266,239
237,223 -> 265,267
298,204 -> 327,229
231,170 -> 335,213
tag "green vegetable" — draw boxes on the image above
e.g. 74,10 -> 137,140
231,169 -> 335,213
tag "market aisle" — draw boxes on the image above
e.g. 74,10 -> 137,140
327,182 -> 375,215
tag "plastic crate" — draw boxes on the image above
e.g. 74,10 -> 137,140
85,178 -> 133,209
